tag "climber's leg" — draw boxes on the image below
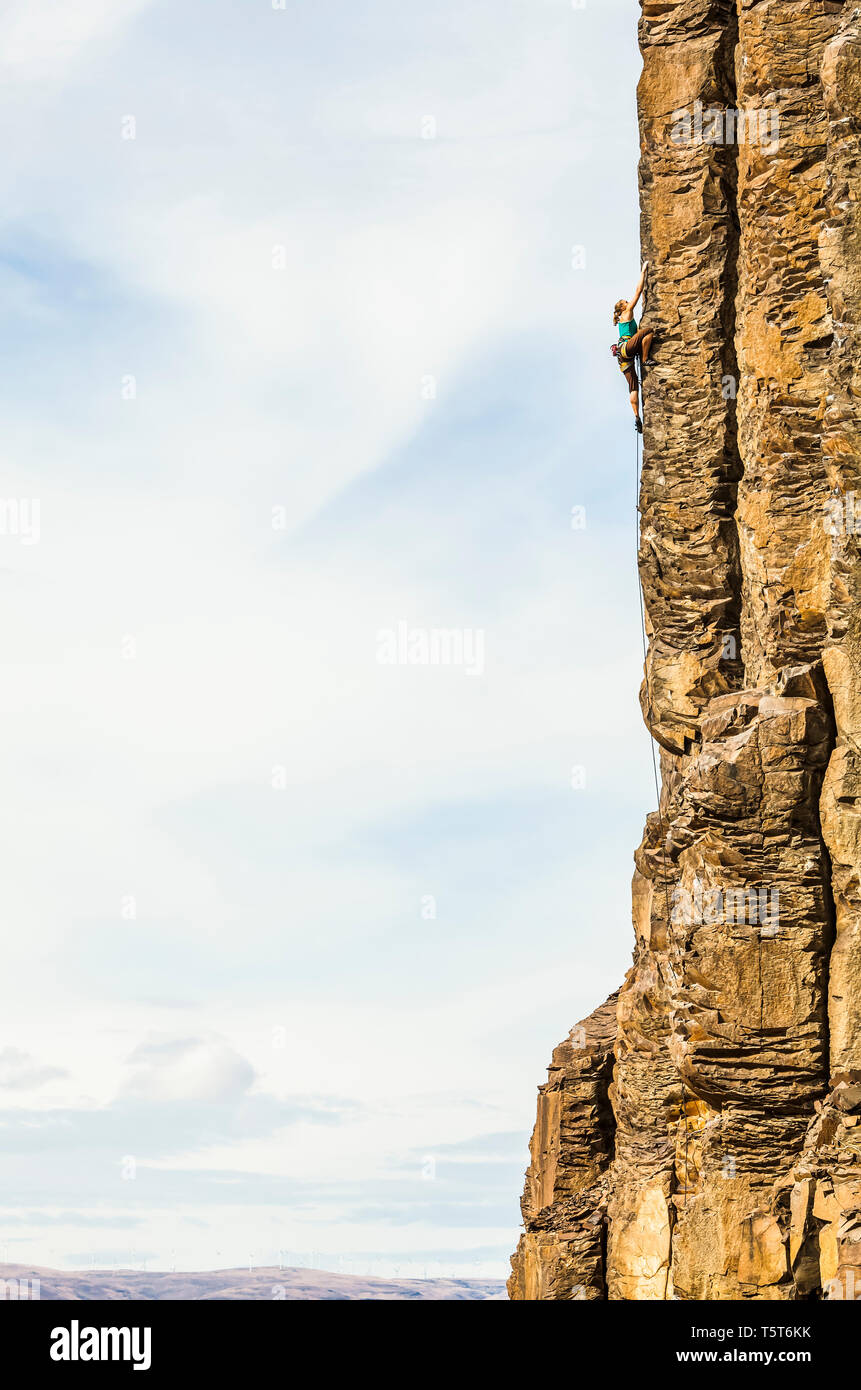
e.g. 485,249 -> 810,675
623,364 -> 640,422
625,327 -> 653,362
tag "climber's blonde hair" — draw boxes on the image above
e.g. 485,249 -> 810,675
613,299 -> 628,326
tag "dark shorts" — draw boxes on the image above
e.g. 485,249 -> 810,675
618,326 -> 650,391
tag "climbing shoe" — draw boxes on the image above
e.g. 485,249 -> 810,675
634,417 -> 643,434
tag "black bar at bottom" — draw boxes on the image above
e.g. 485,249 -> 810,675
4,1294 -> 854,1377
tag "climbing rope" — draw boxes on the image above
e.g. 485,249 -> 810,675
635,426 -> 691,1204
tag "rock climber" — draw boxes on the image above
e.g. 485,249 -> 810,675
613,262 -> 653,433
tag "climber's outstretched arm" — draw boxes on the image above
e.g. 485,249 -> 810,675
628,261 -> 649,313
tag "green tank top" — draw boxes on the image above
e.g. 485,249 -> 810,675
618,317 -> 637,339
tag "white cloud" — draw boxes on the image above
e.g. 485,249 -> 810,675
0,1048 -> 69,1091
121,1036 -> 255,1105
0,0 -> 151,80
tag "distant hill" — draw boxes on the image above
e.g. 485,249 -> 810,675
0,1262 -> 506,1301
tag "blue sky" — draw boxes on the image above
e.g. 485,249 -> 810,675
0,0 -> 645,1279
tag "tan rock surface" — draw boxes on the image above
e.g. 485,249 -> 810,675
509,995 -> 617,1300
510,0 -> 861,1300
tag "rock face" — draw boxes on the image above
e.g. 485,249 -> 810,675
510,0 -> 861,1300
508,995 -> 617,1300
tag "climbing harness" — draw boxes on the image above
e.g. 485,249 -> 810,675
612,339 -> 631,373
635,428 -> 691,1204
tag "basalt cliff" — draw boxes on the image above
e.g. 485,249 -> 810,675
509,0 -> 861,1300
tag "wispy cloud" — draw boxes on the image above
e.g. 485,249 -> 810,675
0,1048 -> 69,1091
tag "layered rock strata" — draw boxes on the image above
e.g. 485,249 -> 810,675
510,0 -> 861,1300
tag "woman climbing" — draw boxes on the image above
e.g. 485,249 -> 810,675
613,262 -> 653,433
